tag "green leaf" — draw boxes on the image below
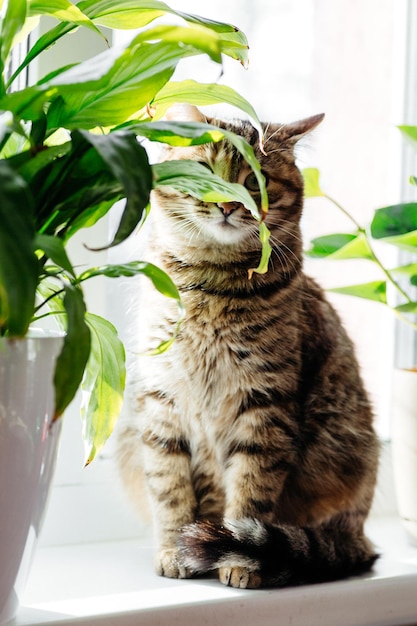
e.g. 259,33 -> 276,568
4,22 -> 253,135
371,230 -> 417,253
78,261 -> 181,300
128,120 -> 225,146
371,203 -> 417,239
134,262 -> 182,302
13,142 -> 72,182
80,0 -> 168,28
329,280 -> 387,304
248,221 -> 272,277
302,167 -> 324,198
152,80 -> 262,138
79,1 -> 249,66
0,111 -> 14,149
176,9 -> 243,35
29,134 -> 125,239
53,285 -> 91,418
7,0 -> 105,87
6,23 -> 74,88
35,277 -> 66,321
44,42 -> 181,130
82,313 -> 125,465
3,39 -> 176,126
153,159 -> 258,216
0,161 -> 38,336
27,0 -> 104,39
370,203 -> 417,252
221,128 -> 267,215
77,260 -> 185,355
9,2 -> 198,87
0,0 -> 27,73
27,138 -> 92,234
306,232 -> 373,260
138,262 -> 185,355
76,260 -> 184,354
40,23 -> 249,130
0,85 -> 58,122
307,233 -> 356,257
80,0 -> 246,43
9,0 -> 248,91
395,301 -> 417,313
73,130 -> 152,247
131,120 -> 266,215
133,24 -> 224,64
398,125 -> 417,150
35,233 -> 76,277
11,15 -> 39,47
391,262 -> 417,284
30,113 -> 47,147
64,199 -> 118,240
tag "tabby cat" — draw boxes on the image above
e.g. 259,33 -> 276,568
117,104 -> 379,589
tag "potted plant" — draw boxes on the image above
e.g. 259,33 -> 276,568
303,129 -> 417,545
0,1 -> 270,621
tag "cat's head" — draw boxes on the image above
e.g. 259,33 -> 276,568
151,104 -> 324,260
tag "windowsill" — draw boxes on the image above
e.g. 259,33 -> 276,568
15,516 -> 417,626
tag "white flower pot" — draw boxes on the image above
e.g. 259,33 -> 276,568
391,368 -> 417,546
0,329 -> 64,625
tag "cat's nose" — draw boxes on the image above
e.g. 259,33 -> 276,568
217,201 -> 242,216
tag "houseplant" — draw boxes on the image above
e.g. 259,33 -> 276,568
1,0 -> 269,464
0,1 -> 269,621
303,129 -> 417,544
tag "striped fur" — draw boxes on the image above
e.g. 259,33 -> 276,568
117,105 -> 379,588
178,516 -> 378,588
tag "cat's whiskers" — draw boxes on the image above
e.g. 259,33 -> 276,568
155,209 -> 225,248
267,238 -> 295,277
179,222 -> 200,243
266,228 -> 300,277
264,123 -> 286,144
274,235 -> 300,271
244,226 -> 264,253
263,146 -> 290,155
152,208 -> 203,245
266,216 -> 304,246
263,121 -> 271,141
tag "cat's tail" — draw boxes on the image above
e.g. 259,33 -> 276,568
177,517 -> 378,588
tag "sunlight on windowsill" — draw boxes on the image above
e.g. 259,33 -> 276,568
16,516 -> 417,626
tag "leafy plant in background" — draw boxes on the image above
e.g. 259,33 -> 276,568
303,125 -> 417,332
0,0 -> 269,464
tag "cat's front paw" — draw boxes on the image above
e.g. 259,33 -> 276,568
155,548 -> 192,579
218,566 -> 262,589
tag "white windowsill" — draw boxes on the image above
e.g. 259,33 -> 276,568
15,517 -> 417,626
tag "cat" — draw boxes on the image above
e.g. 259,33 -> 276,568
116,104 -> 379,589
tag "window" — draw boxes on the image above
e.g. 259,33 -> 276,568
394,0 -> 417,370
40,0 -> 407,546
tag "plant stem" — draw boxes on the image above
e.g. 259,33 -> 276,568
0,129 -> 12,154
34,287 -> 66,314
393,309 -> 417,332
32,310 -> 66,323
365,233 -> 412,303
324,193 -> 412,304
323,193 -> 363,231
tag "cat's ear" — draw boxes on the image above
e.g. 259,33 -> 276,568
164,104 -> 206,123
266,113 -> 325,146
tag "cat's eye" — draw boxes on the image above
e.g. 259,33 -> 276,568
244,170 -> 269,192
